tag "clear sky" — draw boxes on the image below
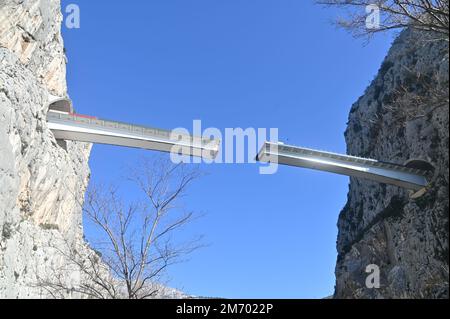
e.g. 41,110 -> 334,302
61,0 -> 394,299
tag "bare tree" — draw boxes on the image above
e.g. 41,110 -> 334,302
317,0 -> 449,40
37,157 -> 203,299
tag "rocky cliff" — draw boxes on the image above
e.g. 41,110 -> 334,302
335,29 -> 449,299
0,0 -> 92,298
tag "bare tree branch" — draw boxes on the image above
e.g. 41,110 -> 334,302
317,0 -> 449,41
36,156 -> 203,299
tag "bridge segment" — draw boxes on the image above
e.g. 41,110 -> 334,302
257,141 -> 430,192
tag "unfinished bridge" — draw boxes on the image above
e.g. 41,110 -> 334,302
46,95 -> 431,196
256,142 -> 431,196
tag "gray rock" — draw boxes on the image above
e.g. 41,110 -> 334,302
335,29 -> 449,299
0,0 -> 92,298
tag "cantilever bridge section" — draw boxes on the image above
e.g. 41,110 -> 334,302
45,96 -> 430,195
257,141 -> 430,193
46,111 -> 220,160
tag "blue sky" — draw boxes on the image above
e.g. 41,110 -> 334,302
61,0 -> 394,298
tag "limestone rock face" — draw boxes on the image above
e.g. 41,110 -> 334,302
0,0 -> 92,298
335,29 -> 449,299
